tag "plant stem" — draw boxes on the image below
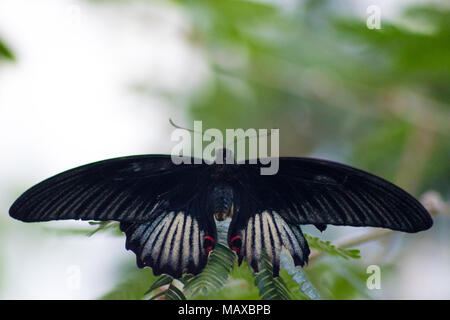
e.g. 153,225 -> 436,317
308,229 -> 393,262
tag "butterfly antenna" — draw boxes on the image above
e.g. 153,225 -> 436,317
169,119 -> 223,144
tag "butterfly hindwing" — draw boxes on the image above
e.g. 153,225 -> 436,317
120,189 -> 217,278
228,187 -> 310,276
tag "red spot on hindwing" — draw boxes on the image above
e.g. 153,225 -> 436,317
204,235 -> 215,254
230,235 -> 242,255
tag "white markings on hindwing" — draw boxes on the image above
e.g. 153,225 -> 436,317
151,212 -> 175,262
165,212 -> 185,268
181,215 -> 192,272
243,211 -> 303,265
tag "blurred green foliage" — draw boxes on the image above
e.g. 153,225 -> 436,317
101,268 -> 158,300
0,36 -> 15,62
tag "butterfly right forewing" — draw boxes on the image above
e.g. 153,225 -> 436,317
237,157 -> 432,233
228,157 -> 432,275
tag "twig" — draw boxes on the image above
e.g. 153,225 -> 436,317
308,229 -> 392,262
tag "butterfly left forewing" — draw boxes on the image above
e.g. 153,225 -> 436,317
9,155 -> 204,223
10,154 -> 217,278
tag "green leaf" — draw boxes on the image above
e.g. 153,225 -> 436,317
191,261 -> 260,300
164,284 -> 187,300
184,243 -> 236,297
254,251 -> 293,300
305,234 -> 361,260
145,274 -> 173,295
279,269 -> 311,300
149,281 -> 187,300
280,250 -> 320,300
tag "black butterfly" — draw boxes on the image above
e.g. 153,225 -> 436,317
9,148 -> 432,278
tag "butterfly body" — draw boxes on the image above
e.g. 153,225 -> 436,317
9,153 -> 432,278
209,183 -> 234,221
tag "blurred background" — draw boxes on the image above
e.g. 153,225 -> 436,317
0,0 -> 449,299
